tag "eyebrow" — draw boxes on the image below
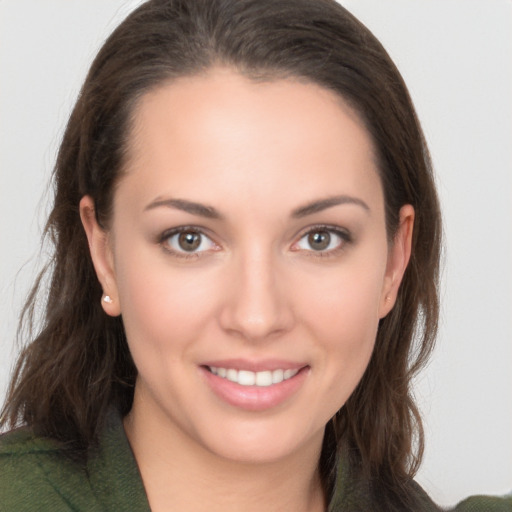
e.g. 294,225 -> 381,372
291,195 -> 370,218
144,198 -> 222,219
144,194 -> 369,220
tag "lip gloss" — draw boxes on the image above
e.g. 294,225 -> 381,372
200,365 -> 309,411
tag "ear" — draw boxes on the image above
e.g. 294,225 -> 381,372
79,195 -> 121,317
378,204 -> 415,318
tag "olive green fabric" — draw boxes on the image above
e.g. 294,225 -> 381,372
1,412 -> 510,511
0,412 -> 150,511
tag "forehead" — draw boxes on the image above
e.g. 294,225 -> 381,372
119,67 -> 382,216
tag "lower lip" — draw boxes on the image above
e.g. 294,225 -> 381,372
201,366 -> 309,411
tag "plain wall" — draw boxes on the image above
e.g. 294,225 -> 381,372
1,1 -> 511,506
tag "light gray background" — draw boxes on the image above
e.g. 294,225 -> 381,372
1,0 -> 511,507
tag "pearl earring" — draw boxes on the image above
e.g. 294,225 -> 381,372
103,295 -> 113,304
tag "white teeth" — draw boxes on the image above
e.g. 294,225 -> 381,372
208,366 -> 299,386
255,370 -> 272,387
238,370 -> 255,386
272,369 -> 284,384
226,368 -> 238,382
284,369 -> 296,379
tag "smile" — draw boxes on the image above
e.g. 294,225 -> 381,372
208,366 -> 299,387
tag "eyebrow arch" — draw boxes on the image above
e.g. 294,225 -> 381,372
291,195 -> 370,218
144,198 -> 222,219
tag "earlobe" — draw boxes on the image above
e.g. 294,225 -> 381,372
379,205 -> 415,318
79,195 -> 121,317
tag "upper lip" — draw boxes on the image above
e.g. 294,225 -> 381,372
200,358 -> 308,372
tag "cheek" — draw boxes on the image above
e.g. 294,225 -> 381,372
300,255 -> 385,341
113,247 -> 220,360
319,278 -> 380,374
294,255 -> 386,401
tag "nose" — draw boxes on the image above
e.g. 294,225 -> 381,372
218,248 -> 294,342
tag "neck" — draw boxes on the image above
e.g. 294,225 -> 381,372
124,389 -> 326,512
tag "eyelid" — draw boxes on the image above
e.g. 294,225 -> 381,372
158,226 -> 220,258
291,224 -> 352,254
157,224 -> 351,258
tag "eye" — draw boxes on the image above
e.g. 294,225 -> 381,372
161,228 -> 217,255
294,227 -> 349,253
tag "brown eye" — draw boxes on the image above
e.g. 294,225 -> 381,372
178,231 -> 201,252
307,231 -> 331,251
162,228 -> 216,255
295,227 -> 348,254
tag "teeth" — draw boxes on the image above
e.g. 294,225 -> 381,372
226,368 -> 238,382
238,370 -> 255,386
272,369 -> 284,384
284,369 -> 295,379
208,366 -> 299,386
255,370 -> 272,386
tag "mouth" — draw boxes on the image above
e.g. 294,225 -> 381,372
200,361 -> 309,411
206,366 -> 299,387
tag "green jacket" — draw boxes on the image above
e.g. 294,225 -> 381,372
1,412 -> 510,511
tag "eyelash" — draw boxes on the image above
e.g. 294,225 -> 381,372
159,226 -> 218,259
293,224 -> 352,257
158,224 -> 352,259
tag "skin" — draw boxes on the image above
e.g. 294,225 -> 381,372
81,67 -> 414,512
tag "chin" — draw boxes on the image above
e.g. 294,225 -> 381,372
196,416 -> 325,465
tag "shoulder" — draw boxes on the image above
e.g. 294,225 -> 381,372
411,480 -> 512,512
0,410 -> 151,512
449,494 -> 512,512
330,468 -> 511,512
413,480 -> 512,512
0,429 -> 101,512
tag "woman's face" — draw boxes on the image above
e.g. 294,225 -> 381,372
82,67 -> 413,464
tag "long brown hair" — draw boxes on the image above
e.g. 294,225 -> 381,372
1,0 -> 441,509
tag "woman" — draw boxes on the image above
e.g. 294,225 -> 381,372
0,1 -> 509,511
